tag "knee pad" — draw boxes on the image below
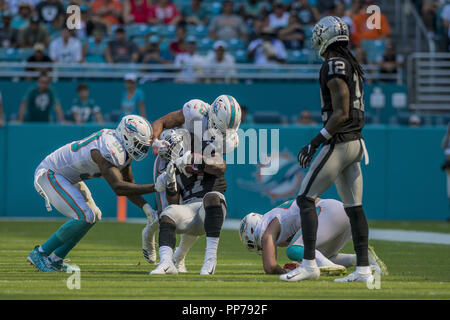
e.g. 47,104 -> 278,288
159,221 -> 176,249
203,192 -> 223,207
286,245 -> 304,262
204,205 -> 225,238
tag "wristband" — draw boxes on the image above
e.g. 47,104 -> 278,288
320,128 -> 333,140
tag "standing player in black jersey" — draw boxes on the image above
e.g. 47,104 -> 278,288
150,131 -> 228,275
281,16 -> 372,283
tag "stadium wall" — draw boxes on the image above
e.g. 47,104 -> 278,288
0,81 -> 407,123
0,124 -> 446,221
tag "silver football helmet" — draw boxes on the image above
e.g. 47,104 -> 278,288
158,129 -> 184,161
311,16 -> 349,58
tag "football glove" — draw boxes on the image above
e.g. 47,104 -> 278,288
166,160 -> 177,193
142,203 -> 158,225
154,172 -> 168,192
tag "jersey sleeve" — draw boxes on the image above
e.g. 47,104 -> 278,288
182,99 -> 210,122
323,57 -> 352,84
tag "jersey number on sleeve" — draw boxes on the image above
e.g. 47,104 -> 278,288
328,60 -> 346,76
71,130 -> 104,152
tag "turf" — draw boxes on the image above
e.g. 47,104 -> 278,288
0,221 -> 449,300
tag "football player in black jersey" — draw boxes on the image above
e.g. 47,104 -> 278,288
150,131 -> 228,275
281,16 -> 372,283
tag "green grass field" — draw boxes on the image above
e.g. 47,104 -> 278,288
0,221 -> 449,300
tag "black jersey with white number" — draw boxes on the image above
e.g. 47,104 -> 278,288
176,135 -> 227,203
319,56 -> 365,144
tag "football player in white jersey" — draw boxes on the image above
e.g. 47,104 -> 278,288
28,115 -> 165,272
142,95 -> 242,265
239,198 -> 387,279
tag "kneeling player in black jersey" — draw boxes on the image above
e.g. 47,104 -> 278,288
283,16 -> 372,283
150,132 -> 227,275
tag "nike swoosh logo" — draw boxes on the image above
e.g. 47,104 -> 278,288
209,266 -> 215,274
286,272 -> 299,280
164,267 -> 170,272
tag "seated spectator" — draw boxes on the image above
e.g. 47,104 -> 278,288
248,27 -> 287,65
0,90 -> 4,127
241,0 -> 270,21
353,0 -> 391,44
47,10 -> 65,39
123,0 -> 152,24
26,42 -> 53,72
169,23 -> 187,56
17,73 -> 65,123
139,35 -> 172,64
268,0 -> 290,30
291,0 -> 320,26
0,11 -> 18,48
204,40 -> 236,82
71,83 -> 104,125
174,36 -> 204,83
83,28 -> 107,62
278,14 -> 305,49
329,0 -> 357,47
148,0 -> 181,25
105,27 -> 139,63
248,16 -> 269,42
182,0 -> 208,26
11,3 -> 32,30
408,114 -> 422,127
297,110 -> 317,125
17,14 -> 50,48
35,0 -> 65,26
49,27 -> 82,62
91,0 -> 123,29
209,0 -> 247,41
376,39 -> 404,75
121,73 -> 147,117
442,1 -> 450,51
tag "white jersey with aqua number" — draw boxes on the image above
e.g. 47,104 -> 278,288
254,198 -> 346,247
38,129 -> 130,184
182,99 -> 210,137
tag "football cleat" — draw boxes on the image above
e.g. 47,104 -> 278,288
150,260 -> 178,275
50,259 -> 79,272
280,264 -> 320,282
319,265 -> 347,276
368,245 -> 388,275
27,246 -> 56,272
334,270 -> 374,283
200,257 -> 217,275
174,257 -> 188,273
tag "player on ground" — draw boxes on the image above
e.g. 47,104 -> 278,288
142,95 -> 241,264
149,132 -> 228,275
239,198 -> 387,277
28,115 -> 164,272
289,16 -> 371,283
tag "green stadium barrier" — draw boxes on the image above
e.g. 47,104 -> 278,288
0,124 -> 447,220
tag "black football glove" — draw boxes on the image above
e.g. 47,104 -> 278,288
297,131 -> 328,168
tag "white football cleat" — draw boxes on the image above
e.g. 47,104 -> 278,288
280,264 -> 320,282
150,260 -> 178,275
142,223 -> 158,264
368,246 -> 388,275
334,270 -> 374,283
173,257 -> 188,273
200,257 -> 217,275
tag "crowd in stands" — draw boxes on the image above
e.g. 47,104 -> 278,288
416,0 -> 450,52
0,0 -> 406,82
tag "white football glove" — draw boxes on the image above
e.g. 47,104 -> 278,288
152,138 -> 171,156
75,181 -> 102,222
166,160 -> 177,192
174,150 -> 193,176
142,203 -> 158,225
154,172 -> 168,192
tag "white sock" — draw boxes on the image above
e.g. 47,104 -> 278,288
330,253 -> 357,267
314,250 -> 336,267
159,246 -> 173,263
49,253 -> 62,262
356,266 -> 371,274
302,259 -> 318,269
204,237 -> 219,260
174,234 -> 198,262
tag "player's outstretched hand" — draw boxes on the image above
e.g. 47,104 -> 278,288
166,161 -> 177,192
154,172 -> 168,192
297,143 -> 318,168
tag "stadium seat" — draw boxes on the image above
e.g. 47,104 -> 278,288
361,40 -> 385,63
252,111 -> 287,124
159,25 -> 176,39
234,49 -> 248,63
225,38 -> 246,50
197,38 -> 214,50
187,25 -> 208,38
127,24 -> 150,39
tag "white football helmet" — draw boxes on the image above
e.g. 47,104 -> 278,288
311,16 -> 349,57
208,95 -> 241,137
239,212 -> 263,254
115,115 -> 153,161
158,129 -> 184,161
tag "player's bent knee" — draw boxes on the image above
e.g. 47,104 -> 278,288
286,245 -> 304,262
203,192 -> 222,207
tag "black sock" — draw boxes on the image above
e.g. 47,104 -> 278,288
159,221 -> 176,249
296,195 -> 317,260
204,205 -> 224,238
345,205 -> 369,266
